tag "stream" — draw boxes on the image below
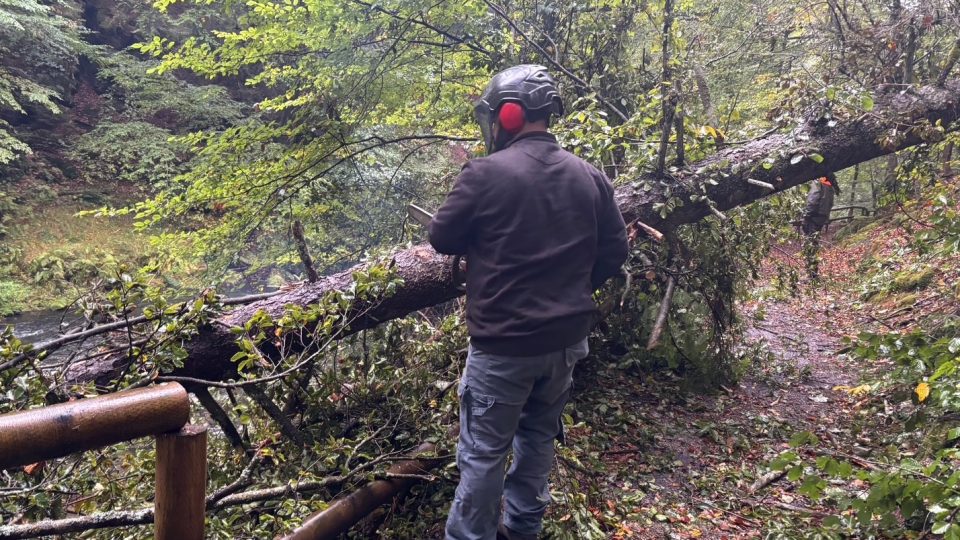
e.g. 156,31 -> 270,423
1,282 -> 279,348
1,309 -> 77,343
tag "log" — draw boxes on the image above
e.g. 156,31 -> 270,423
280,441 -> 444,540
66,80 -> 960,385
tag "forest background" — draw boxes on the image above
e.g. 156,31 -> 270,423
1,0 -> 960,538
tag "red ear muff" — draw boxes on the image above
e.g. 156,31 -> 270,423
498,102 -> 525,133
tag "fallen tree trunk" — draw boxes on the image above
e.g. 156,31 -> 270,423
68,81 -> 960,385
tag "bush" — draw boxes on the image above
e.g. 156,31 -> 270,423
0,280 -> 28,316
28,248 -> 116,288
70,121 -> 185,186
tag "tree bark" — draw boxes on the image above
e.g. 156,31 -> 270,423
693,64 -> 723,145
292,220 -> 320,283
938,37 -> 960,87
655,0 -> 675,177
849,164 -> 860,205
65,81 -> 960,386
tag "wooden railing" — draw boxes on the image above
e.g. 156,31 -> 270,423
829,204 -> 876,223
0,383 -> 207,540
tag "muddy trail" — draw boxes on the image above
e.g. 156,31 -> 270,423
530,235 -> 884,539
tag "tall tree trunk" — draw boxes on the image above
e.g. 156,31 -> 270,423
903,18 -> 917,85
655,0 -> 675,178
292,220 -> 319,283
939,38 -> 960,87
674,103 -> 685,167
887,0 -> 904,84
849,164 -> 860,205
884,153 -> 899,194
693,64 -> 723,146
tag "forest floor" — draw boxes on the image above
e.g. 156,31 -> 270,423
532,216 -> 959,540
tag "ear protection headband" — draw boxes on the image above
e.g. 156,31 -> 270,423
498,102 -> 525,134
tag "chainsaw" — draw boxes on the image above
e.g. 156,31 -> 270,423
407,203 -> 466,290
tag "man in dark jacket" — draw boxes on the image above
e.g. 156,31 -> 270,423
429,65 -> 628,540
800,172 -> 840,279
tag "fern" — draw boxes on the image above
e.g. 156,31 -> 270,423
0,0 -> 78,163
0,122 -> 30,165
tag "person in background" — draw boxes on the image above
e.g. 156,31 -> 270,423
801,172 -> 840,279
429,65 -> 629,540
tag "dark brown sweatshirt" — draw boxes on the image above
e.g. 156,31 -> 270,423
428,132 -> 628,356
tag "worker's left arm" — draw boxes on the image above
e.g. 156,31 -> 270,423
429,162 -> 482,255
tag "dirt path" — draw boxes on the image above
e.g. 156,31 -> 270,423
552,239 -> 869,539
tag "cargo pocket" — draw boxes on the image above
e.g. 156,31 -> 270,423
461,385 -> 495,451
564,339 -> 589,366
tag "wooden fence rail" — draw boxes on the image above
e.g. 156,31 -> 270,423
0,383 -> 206,540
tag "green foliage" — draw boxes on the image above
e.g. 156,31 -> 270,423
71,121 -> 184,186
93,52 -> 246,133
0,0 -> 79,164
27,247 -> 117,287
769,272 -> 960,536
121,0 -> 491,279
0,279 -> 27,316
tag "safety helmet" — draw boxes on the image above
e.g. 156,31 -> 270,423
474,65 -> 565,154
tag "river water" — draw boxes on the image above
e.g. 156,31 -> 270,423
0,280 -> 280,347
1,309 -> 79,343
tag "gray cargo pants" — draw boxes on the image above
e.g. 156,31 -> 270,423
444,338 -> 588,540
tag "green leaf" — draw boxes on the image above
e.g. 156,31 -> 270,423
930,360 -> 956,382
809,153 -> 824,163
789,431 -> 819,447
861,95 -> 875,111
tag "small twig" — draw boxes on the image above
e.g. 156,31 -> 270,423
205,452 -> 267,508
694,497 -> 762,528
619,270 -> 633,309
748,469 -> 788,494
647,275 -> 677,350
768,500 -> 830,518
380,472 -> 438,482
918,505 -> 960,539
708,203 -> 729,221
631,220 -> 665,243
746,178 -> 776,191
557,454 -> 595,476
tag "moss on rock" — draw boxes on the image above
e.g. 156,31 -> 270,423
891,266 -> 937,293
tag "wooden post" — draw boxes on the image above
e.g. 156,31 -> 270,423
155,424 -> 207,540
